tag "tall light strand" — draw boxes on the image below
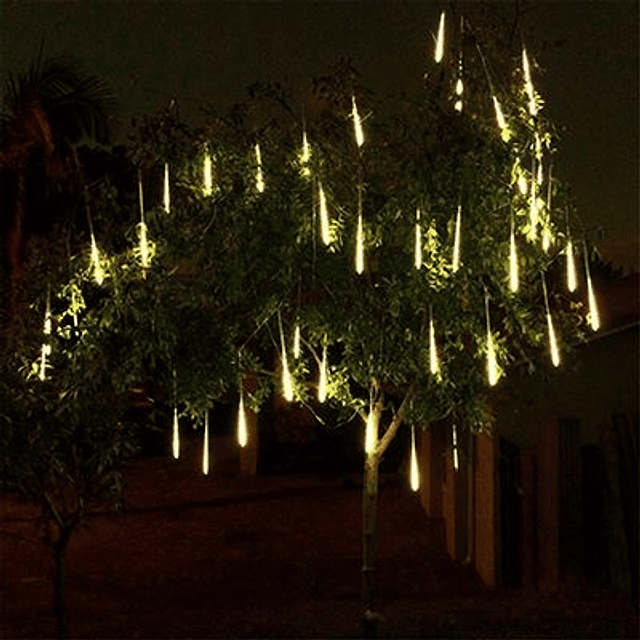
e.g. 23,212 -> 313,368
300,128 -> 311,177
493,95 -> 507,135
203,152 -> 213,195
414,208 -> 422,269
452,424 -> 459,471
202,411 -> 210,475
485,294 -> 499,386
429,306 -> 440,378
542,163 -> 553,252
279,316 -> 294,401
90,232 -> 104,285
509,213 -> 519,293
318,344 -> 328,402
454,52 -> 464,112
138,170 -> 149,269
566,237 -> 577,292
172,368 -> 180,459
319,181 -> 330,245
255,143 -> 265,193
584,248 -> 601,331
163,163 -> 170,213
351,96 -> 365,148
522,46 -> 538,116
452,203 -> 462,272
542,274 -> 561,367
529,156 -> 538,238
434,11 -> 445,63
237,391 -> 248,447
39,286 -> 51,381
410,424 -> 420,491
355,189 -> 365,273
293,324 -> 301,359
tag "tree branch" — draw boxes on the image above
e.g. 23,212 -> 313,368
372,382 -> 416,460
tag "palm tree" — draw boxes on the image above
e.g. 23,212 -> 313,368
0,54 -> 114,326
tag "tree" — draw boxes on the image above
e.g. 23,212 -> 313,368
3,15 -> 597,638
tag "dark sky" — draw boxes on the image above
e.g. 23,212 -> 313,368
1,1 -> 637,270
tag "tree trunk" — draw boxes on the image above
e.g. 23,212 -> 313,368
361,452 -> 380,637
53,524 -> 74,639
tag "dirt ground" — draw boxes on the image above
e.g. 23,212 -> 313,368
1,443 -> 638,639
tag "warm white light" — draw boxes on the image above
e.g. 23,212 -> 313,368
351,96 -> 364,148
585,255 -> 600,331
452,203 -> 461,272
542,227 -> 551,252
435,11 -> 445,63
522,46 -> 538,116
518,174 -> 528,196
414,209 -> 422,269
529,174 -> 538,237
202,411 -> 210,475
566,238 -> 577,292
163,163 -> 170,213
509,225 -> 519,293
429,307 -> 440,377
547,312 -> 561,367
138,172 -> 149,269
410,424 -> 420,491
493,96 -> 506,132
319,182 -> 330,245
90,233 -> 104,285
293,324 -> 301,359
355,211 -> 365,273
452,424 -> 459,471
237,393 -> 248,447
203,153 -> 213,195
282,348 -> 294,402
318,345 -> 328,402
172,406 -> 180,459
300,129 -> 311,177
365,410 -> 376,454
486,297 -> 499,386
39,290 -> 51,381
255,143 -> 265,193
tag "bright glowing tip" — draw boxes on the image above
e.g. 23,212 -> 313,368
429,312 -> 440,377
452,424 -> 459,471
238,394 -> 248,447
255,143 -> 265,193
435,11 -> 445,62
202,411 -> 210,475
487,333 -> 499,386
522,47 -> 538,116
319,182 -> 330,245
139,221 -> 150,268
293,324 -> 301,359
172,407 -> 180,459
414,222 -> 422,269
90,233 -> 105,285
163,163 -> 170,213
356,212 -> 365,274
586,262 -> 600,331
509,228 -> 519,293
203,153 -> 213,195
493,96 -> 506,132
282,349 -> 294,402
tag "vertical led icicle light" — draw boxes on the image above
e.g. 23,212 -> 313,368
279,317 -> 294,402
319,182 -> 330,245
202,411 -> 210,475
163,163 -> 170,213
493,96 -> 507,133
566,238 -> 577,292
355,209 -> 365,273
318,344 -> 328,402
429,306 -> 440,378
237,392 -> 248,448
300,129 -> 311,177
410,424 -> 420,491
509,215 -> 519,293
522,46 -> 538,116
351,96 -> 364,148
255,143 -> 265,193
584,249 -> 600,331
529,160 -> 538,238
434,11 -> 445,63
452,424 -> 459,471
415,208 -> 422,269
485,294 -> 499,386
452,203 -> 462,272
203,152 -> 213,195
172,369 -> 179,459
90,232 -> 104,285
454,52 -> 464,112
542,274 -> 561,367
293,324 -> 301,359
39,286 -> 52,381
138,170 -> 149,269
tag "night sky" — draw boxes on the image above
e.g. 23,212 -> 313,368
2,1 -> 637,270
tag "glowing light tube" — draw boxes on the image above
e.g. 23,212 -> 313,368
355,211 -> 365,273
429,307 -> 440,377
415,209 -> 422,269
585,253 -> 600,331
452,204 -> 461,272
351,96 -> 364,148
90,232 -> 104,285
172,406 -> 180,459
410,424 -> 420,491
293,324 -> 301,359
39,289 -> 51,381
319,182 -> 330,245
255,143 -> 265,193
435,11 -> 445,63
300,129 -> 311,177
509,224 -> 519,293
566,238 -> 577,292
452,424 -> 459,471
203,153 -> 213,195
522,46 -> 538,116
163,163 -> 170,213
493,96 -> 506,132
202,411 -> 210,475
138,172 -> 149,269
542,274 -> 561,367
485,296 -> 499,386
318,345 -> 328,402
237,393 -> 248,447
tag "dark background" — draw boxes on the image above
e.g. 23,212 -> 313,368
2,1 -> 637,270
